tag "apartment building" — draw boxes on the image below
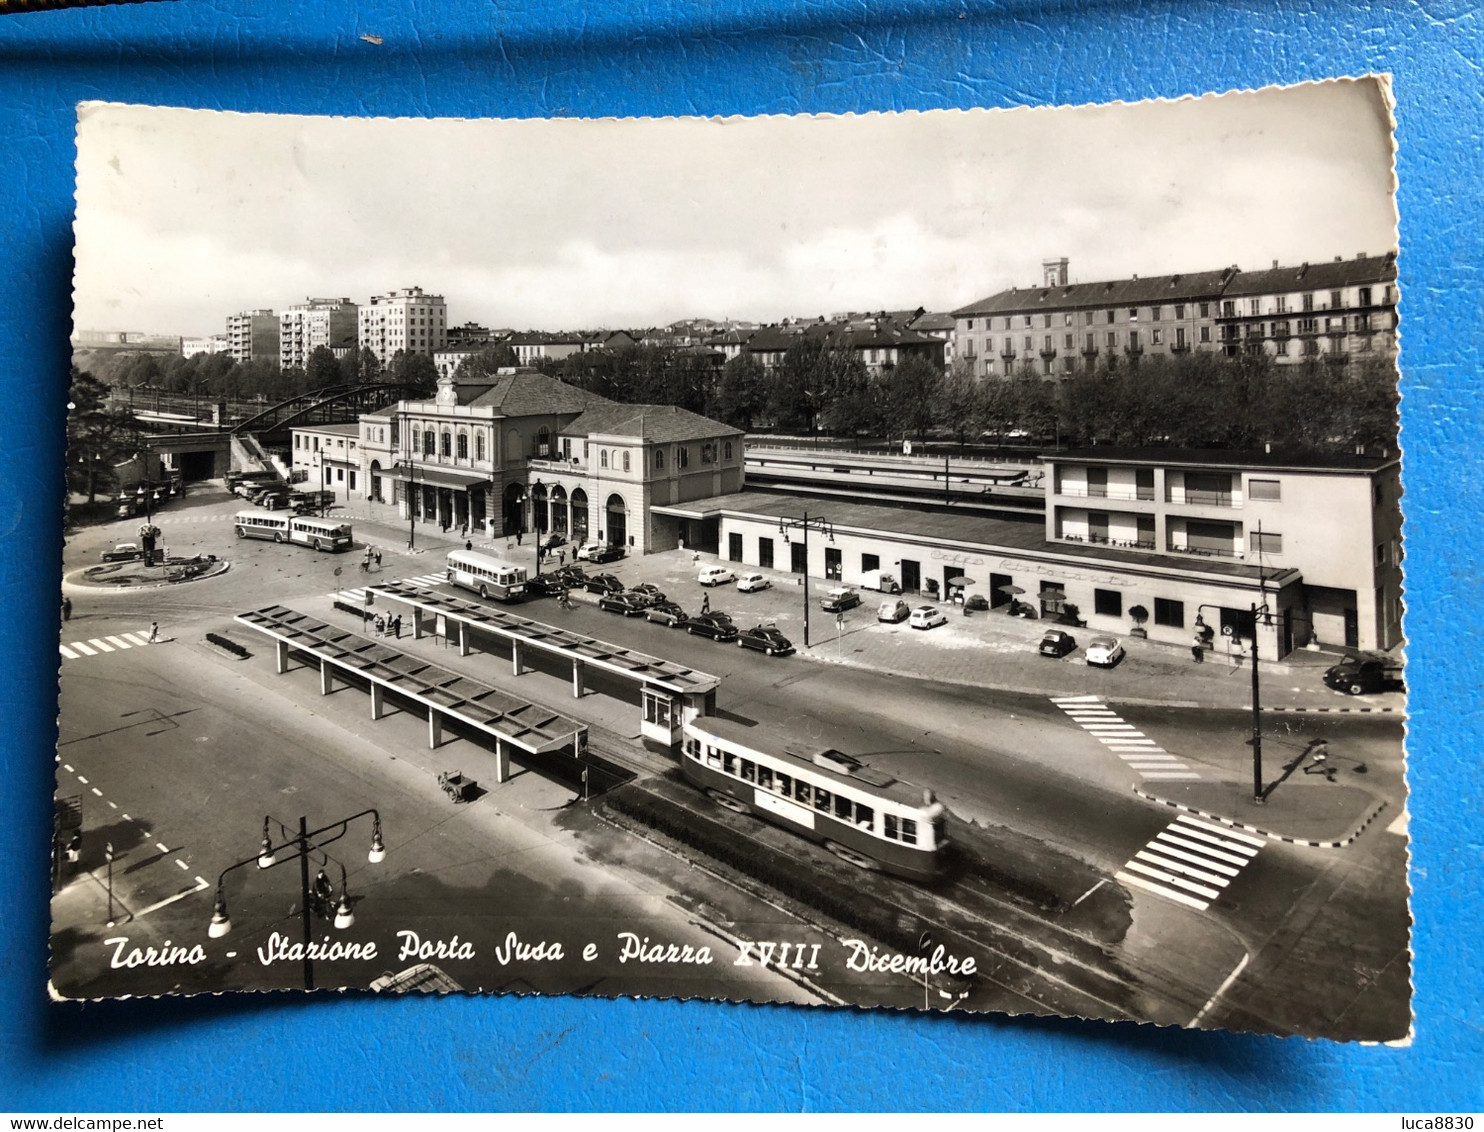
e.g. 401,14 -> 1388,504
280,298 -> 359,370
225,309 -> 280,364
357,286 -> 447,365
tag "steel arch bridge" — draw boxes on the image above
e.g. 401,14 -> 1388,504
232,382 -> 427,446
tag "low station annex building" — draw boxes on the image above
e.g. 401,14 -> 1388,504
655,446 -> 1402,660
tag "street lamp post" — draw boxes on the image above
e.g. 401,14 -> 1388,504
777,511 -> 834,649
208,808 -> 386,991
1195,593 -> 1269,804
531,478 -> 544,576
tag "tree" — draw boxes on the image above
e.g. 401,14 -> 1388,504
306,346 -> 342,391
67,368 -> 142,503
708,354 -> 767,430
453,344 -> 521,380
934,361 -> 983,447
880,355 -> 941,440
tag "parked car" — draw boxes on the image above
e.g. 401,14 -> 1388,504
100,542 -> 143,563
552,564 -> 588,587
645,601 -> 689,627
1323,651 -> 1404,695
598,592 -> 650,616
538,532 -> 566,552
523,573 -> 565,597
1038,629 -> 1078,658
682,611 -> 738,641
574,541 -> 605,561
821,586 -> 862,613
257,492 -> 289,511
878,599 -> 911,624
698,565 -> 736,587
737,624 -> 795,656
908,605 -> 948,630
587,544 -> 625,564
1084,635 -> 1126,668
736,573 -> 771,593
628,583 -> 667,606
584,573 -> 625,595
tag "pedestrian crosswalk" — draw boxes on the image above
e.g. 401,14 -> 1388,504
59,630 -> 155,662
335,572 -> 446,603
1051,695 -> 1201,781
1115,814 -> 1266,911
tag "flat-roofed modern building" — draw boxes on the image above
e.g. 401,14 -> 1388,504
358,286 -> 447,365
226,309 -> 280,364
280,298 -> 359,370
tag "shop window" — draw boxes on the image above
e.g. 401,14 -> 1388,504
1153,598 -> 1184,627
861,553 -> 880,573
1094,588 -> 1122,617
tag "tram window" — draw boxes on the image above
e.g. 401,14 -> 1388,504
723,752 -> 736,775
884,814 -> 899,841
901,818 -> 918,845
855,804 -> 874,830
741,759 -> 756,783
775,772 -> 791,796
757,767 -> 773,791
814,787 -> 831,812
684,738 -> 700,757
795,782 -> 811,806
706,748 -> 722,769
834,795 -> 852,821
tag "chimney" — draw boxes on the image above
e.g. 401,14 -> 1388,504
1132,273 -> 1139,281
1272,259 -> 1278,269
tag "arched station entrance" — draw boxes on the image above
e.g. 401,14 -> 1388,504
570,488 -> 589,543
606,493 -> 628,549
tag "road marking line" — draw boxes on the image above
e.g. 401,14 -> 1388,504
1176,815 -> 1267,848
122,632 -> 152,646
1387,810 -> 1408,836
1116,870 -> 1209,910
175,859 -> 190,870
155,841 -> 170,854
1140,846 -> 1237,882
76,775 -> 88,784
133,876 -> 211,918
108,801 -> 117,809
69,642 -> 96,656
1140,771 -> 1202,780
1154,832 -> 1249,869
1162,830 -> 1257,864
63,764 -> 73,772
59,645 -> 78,660
195,876 -> 208,886
105,636 -> 132,649
1052,695 -> 1103,704
88,639 -> 115,653
1188,951 -> 1250,1028
1122,859 -> 1221,900
90,787 -> 102,796
1072,878 -> 1106,907
1123,753 -> 1180,762
1100,738 -> 1159,746
1136,852 -> 1232,889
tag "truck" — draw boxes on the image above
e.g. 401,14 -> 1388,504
1322,651 -> 1404,696
856,568 -> 901,594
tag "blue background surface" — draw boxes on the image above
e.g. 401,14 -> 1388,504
1,0 -> 1478,1112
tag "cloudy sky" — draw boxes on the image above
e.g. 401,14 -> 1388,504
73,80 -> 1398,337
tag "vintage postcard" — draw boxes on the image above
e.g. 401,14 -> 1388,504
56,82 -> 1408,1039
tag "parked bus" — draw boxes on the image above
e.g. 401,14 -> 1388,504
680,715 -> 949,882
445,549 -> 528,602
234,510 -> 353,552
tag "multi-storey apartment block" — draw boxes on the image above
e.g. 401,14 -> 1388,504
357,286 -> 447,365
279,298 -> 359,370
225,309 -> 280,364
1213,254 -> 1398,363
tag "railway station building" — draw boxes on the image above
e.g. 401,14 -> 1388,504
653,446 -> 1402,659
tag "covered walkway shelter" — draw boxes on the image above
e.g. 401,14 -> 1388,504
366,582 -> 720,749
234,605 -> 587,784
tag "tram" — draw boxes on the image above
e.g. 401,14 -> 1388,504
680,715 -> 948,881
445,548 -> 528,602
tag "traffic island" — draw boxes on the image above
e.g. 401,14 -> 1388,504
1134,778 -> 1389,848
66,556 -> 231,590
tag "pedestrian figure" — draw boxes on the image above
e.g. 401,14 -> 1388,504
701,592 -> 711,615
461,521 -> 468,537
515,529 -> 523,547
148,621 -> 159,643
1191,637 -> 1205,663
392,614 -> 402,640
466,539 -> 473,552
558,549 -> 566,566
65,830 -> 82,864
60,596 -> 72,622
374,614 -> 386,637
374,548 -> 382,568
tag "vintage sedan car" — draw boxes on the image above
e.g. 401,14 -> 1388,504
908,605 -> 948,630
522,573 -> 565,598
682,611 -> 739,641
821,586 -> 862,613
1084,635 -> 1126,668
598,591 -> 650,616
627,583 -> 667,606
644,600 -> 689,627
573,541 -> 605,561
538,532 -> 566,552
736,572 -> 772,593
1038,629 -> 1078,658
552,564 -> 588,587
737,624 -> 794,656
878,599 -> 911,624
100,542 -> 144,563
583,573 -> 626,595
698,565 -> 736,587
587,544 -> 625,564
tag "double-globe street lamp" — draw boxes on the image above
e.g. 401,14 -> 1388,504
208,808 -> 386,991
1194,587 -> 1269,805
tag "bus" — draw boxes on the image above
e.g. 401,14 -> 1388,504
445,549 -> 528,602
679,715 -> 949,882
234,510 -> 353,552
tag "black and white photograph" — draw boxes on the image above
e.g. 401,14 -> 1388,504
55,81 -> 1408,1041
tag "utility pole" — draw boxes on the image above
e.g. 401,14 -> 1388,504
777,511 -> 834,649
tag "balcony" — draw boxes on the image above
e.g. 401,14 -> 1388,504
1000,347 -> 1017,359
1165,541 -> 1245,560
1166,488 -> 1235,507
1081,344 -> 1099,356
1058,484 -> 1155,502
1170,342 -> 1191,354
1059,533 -> 1156,551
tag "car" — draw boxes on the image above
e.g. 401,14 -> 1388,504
644,601 -> 689,627
736,572 -> 771,593
698,565 -> 736,587
1038,629 -> 1077,658
821,586 -> 862,613
682,611 -> 738,641
584,573 -> 625,595
573,541 -> 603,561
522,573 -> 565,597
1323,651 -> 1404,695
588,544 -> 626,564
628,583 -> 667,606
878,599 -> 911,624
100,542 -> 143,563
598,592 -> 650,616
552,563 -> 588,587
538,532 -> 566,552
908,605 -> 948,630
1084,635 -> 1126,668
737,624 -> 795,656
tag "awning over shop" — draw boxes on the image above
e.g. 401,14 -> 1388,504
383,465 -> 493,491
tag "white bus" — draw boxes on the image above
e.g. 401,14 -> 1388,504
234,510 -> 353,552
446,549 -> 527,602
